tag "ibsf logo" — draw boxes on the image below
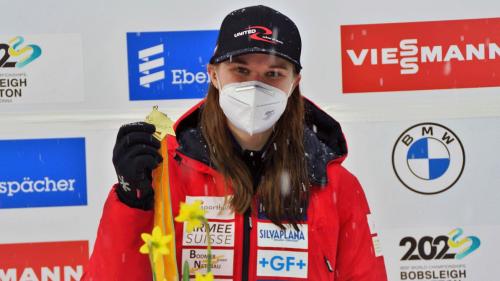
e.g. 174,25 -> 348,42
126,30 -> 218,100
0,36 -> 42,68
392,123 -> 465,194
0,241 -> 88,281
138,44 -> 165,88
400,228 -> 480,261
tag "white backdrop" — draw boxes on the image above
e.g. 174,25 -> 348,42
1,0 -> 499,280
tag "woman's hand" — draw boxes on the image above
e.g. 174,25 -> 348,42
112,122 -> 163,210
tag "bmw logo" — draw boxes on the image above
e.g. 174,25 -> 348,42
392,123 -> 465,195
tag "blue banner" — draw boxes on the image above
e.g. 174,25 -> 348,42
127,30 -> 218,100
0,137 -> 87,209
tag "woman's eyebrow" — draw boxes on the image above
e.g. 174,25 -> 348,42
268,63 -> 289,70
230,57 -> 248,65
229,57 -> 290,70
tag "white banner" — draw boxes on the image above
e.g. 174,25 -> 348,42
0,34 -> 84,104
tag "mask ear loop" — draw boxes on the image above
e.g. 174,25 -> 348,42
215,70 -> 224,92
272,81 -> 296,133
286,81 -> 296,98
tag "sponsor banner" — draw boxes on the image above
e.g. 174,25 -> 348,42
182,221 -> 235,247
381,226 -> 500,281
126,30 -> 218,100
185,196 -> 234,220
257,250 -> 308,279
341,17 -> 500,93
257,222 -> 308,249
181,249 -> 233,277
392,123 -> 465,194
0,34 -> 84,104
0,240 -> 88,281
0,137 -> 87,209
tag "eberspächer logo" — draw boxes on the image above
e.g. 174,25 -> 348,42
0,137 -> 87,209
392,123 -> 465,194
126,30 -> 218,100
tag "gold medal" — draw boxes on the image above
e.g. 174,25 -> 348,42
145,106 -> 179,280
145,105 -> 176,140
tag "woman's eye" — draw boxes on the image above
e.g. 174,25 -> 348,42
236,67 -> 249,74
266,71 -> 283,78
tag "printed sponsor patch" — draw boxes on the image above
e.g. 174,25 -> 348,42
257,222 -> 308,249
367,214 -> 378,235
256,250 -> 308,279
183,221 -> 235,247
181,249 -> 233,277
186,196 -> 234,220
372,236 -> 383,257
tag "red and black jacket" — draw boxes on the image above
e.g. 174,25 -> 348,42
83,98 -> 388,281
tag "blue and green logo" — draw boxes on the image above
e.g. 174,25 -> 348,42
0,36 -> 42,68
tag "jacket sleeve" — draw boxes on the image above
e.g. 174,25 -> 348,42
82,185 -> 154,281
330,164 -> 388,281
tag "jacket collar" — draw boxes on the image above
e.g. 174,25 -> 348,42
174,98 -> 348,186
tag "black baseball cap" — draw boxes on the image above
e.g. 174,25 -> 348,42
210,5 -> 302,72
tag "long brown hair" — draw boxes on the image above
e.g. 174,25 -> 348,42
200,82 -> 309,228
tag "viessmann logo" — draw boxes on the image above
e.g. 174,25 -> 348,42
341,17 -> 500,93
0,241 -> 88,281
0,137 -> 87,209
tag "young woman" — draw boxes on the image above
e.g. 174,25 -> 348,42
83,5 -> 387,281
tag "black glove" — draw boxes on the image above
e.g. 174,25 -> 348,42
112,122 -> 163,210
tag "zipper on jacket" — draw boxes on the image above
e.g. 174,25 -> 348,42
324,255 -> 334,272
241,208 -> 252,281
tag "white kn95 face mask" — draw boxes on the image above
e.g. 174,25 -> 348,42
218,80 -> 294,135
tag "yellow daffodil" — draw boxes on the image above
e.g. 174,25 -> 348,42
195,272 -> 214,281
175,200 -> 207,233
139,226 -> 172,262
